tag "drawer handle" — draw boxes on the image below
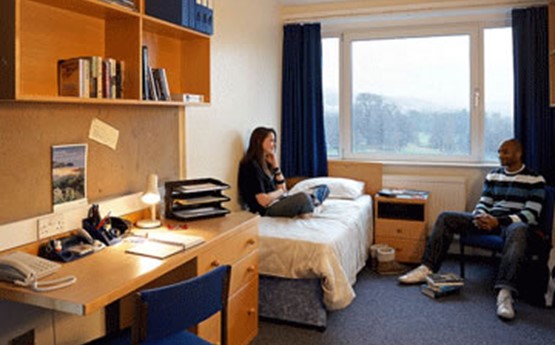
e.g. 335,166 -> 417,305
247,307 -> 256,316
247,265 -> 256,273
396,229 -> 402,234
211,259 -> 220,267
246,238 -> 256,246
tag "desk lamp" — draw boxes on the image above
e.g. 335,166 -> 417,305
136,174 -> 162,228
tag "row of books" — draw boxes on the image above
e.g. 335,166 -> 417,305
142,46 -> 171,101
58,57 -> 124,99
420,272 -> 464,299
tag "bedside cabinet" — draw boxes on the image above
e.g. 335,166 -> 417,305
374,194 -> 429,263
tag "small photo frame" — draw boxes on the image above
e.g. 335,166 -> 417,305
52,144 -> 88,212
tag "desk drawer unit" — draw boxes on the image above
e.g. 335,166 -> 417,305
197,222 -> 259,345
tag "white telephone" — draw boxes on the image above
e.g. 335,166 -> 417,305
0,251 -> 76,292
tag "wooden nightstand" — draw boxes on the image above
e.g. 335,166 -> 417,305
374,191 -> 429,263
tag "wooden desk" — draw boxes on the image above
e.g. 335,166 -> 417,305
0,212 -> 259,345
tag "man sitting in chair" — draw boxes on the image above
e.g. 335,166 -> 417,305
398,139 -> 545,321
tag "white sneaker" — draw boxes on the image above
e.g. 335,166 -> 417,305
496,289 -> 515,320
398,264 -> 432,284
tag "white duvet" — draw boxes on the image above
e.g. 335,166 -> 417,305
258,195 -> 373,310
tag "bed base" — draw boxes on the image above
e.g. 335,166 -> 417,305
258,275 -> 327,330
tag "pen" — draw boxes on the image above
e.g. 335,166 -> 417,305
96,211 -> 112,230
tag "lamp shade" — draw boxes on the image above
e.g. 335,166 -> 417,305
141,174 -> 161,205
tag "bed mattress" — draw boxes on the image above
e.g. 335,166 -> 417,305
258,195 -> 373,310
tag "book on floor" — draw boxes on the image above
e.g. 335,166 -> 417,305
426,272 -> 464,287
420,284 -> 461,299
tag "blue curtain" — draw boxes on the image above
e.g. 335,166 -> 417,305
513,6 -> 555,184
281,23 -> 328,177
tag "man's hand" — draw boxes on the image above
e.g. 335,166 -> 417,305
473,213 -> 499,231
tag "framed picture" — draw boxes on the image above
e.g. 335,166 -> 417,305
52,144 -> 88,212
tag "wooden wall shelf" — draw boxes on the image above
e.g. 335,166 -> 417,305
0,0 -> 210,105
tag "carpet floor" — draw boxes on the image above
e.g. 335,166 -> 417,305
252,257 -> 555,345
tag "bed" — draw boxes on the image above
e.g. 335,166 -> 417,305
258,161 -> 383,329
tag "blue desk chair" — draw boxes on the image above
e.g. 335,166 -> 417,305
105,265 -> 231,345
459,186 -> 555,278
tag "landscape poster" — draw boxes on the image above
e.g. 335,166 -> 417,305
52,144 -> 87,211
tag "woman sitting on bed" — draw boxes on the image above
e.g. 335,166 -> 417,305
238,126 -> 328,217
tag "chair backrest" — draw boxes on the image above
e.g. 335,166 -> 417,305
539,186 -> 555,241
136,265 -> 231,343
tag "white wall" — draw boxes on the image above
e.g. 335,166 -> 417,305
185,0 -> 282,211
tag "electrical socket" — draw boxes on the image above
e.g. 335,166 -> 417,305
37,214 -> 65,240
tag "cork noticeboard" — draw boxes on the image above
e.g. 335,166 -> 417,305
0,102 -> 180,225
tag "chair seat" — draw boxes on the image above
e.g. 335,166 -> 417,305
142,331 -> 212,345
460,234 -> 504,251
98,329 -> 211,345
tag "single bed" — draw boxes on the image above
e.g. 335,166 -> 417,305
258,161 -> 383,329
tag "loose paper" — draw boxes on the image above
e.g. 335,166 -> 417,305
89,118 -> 119,150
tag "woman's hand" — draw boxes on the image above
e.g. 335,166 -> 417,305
266,152 -> 278,169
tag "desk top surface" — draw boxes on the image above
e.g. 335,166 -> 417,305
0,212 -> 258,315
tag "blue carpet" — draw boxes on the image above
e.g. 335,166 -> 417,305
253,258 -> 555,345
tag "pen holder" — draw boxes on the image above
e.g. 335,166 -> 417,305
82,217 -> 130,246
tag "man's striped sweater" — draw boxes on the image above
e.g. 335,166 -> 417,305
474,165 -> 546,226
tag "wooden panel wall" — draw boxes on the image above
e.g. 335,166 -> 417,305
0,102 -> 180,225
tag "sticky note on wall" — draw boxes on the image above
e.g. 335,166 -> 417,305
89,118 -> 119,150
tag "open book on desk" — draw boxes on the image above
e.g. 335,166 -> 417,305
126,231 -> 205,259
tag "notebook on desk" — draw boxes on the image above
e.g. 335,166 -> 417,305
126,231 -> 205,259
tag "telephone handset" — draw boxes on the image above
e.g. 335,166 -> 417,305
0,251 -> 77,292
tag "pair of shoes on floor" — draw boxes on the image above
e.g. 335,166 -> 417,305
497,289 -> 515,320
398,264 -> 432,284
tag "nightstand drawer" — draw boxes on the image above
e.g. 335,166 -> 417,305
375,219 -> 426,240
375,235 -> 425,263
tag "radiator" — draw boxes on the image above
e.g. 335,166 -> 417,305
382,175 -> 467,233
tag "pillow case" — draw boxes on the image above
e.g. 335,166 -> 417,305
288,177 -> 365,200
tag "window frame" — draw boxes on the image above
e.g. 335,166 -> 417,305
323,14 -> 512,165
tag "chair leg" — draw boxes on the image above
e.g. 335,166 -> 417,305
459,241 -> 466,278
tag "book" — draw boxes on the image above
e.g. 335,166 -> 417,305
420,284 -> 461,299
171,93 -> 205,103
126,231 -> 205,259
152,68 -> 171,101
142,46 -> 150,100
147,66 -> 158,101
378,188 -> 429,199
58,58 -> 90,98
426,272 -> 464,287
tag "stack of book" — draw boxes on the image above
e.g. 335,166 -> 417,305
142,46 -> 171,101
421,272 -> 464,299
58,56 -> 124,99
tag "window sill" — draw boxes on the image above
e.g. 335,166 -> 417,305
329,158 -> 498,169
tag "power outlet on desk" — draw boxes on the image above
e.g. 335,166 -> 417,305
37,214 -> 65,240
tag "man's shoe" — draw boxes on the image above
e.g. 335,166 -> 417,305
398,264 -> 432,284
497,290 -> 515,320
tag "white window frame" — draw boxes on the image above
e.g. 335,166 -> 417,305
323,12 -> 512,164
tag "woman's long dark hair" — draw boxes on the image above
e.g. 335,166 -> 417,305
240,127 -> 276,175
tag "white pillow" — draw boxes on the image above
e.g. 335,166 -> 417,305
289,177 -> 365,200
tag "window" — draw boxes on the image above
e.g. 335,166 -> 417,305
322,20 -> 514,164
322,37 -> 340,157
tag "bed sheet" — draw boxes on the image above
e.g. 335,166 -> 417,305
258,195 -> 373,310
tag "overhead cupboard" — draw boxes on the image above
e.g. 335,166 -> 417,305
0,0 -> 211,106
